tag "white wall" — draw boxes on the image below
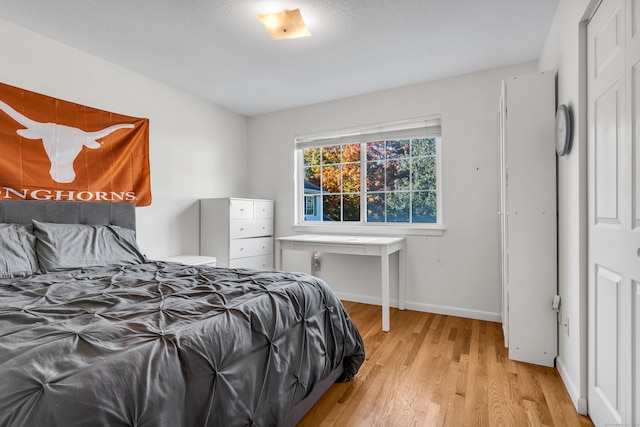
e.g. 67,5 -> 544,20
538,0 -> 596,415
247,62 -> 538,321
539,0 -> 597,415
0,18 -> 249,259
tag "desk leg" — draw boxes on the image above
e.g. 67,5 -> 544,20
399,243 -> 405,311
381,250 -> 390,332
275,241 -> 282,270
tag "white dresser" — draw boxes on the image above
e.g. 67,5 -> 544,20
200,198 -> 274,269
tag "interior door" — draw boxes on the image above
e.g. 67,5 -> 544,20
628,1 -> 640,423
587,0 -> 638,425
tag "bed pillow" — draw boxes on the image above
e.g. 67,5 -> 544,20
32,220 -> 147,273
0,223 -> 39,278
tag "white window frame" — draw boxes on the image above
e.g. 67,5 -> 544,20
293,116 -> 444,236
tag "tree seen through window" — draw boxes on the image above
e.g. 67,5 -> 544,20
303,137 -> 438,223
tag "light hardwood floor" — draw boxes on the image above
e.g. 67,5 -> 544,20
298,301 -> 594,427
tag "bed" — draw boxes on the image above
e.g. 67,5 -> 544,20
0,200 -> 365,426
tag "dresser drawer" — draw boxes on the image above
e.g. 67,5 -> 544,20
229,219 -> 273,239
229,237 -> 273,259
254,200 -> 274,219
229,199 -> 254,220
229,254 -> 273,270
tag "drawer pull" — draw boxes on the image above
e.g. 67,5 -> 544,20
240,228 -> 245,231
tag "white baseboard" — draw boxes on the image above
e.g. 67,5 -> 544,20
335,292 -> 384,307
556,356 -> 588,415
335,292 -> 501,323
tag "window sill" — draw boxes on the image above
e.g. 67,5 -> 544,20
292,223 -> 445,237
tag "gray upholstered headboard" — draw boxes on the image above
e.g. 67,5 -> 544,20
0,200 -> 136,231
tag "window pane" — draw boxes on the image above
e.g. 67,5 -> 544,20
412,191 -> 437,223
386,192 -> 410,222
304,166 -> 321,189
366,141 -> 385,161
342,143 -> 360,162
366,161 -> 385,191
343,194 -> 360,221
386,159 -> 410,191
323,195 -> 341,221
386,139 -> 410,158
322,146 -> 341,164
412,137 -> 437,156
367,193 -> 385,222
342,163 -> 360,193
411,157 -> 436,190
323,165 -> 341,193
304,196 -> 320,221
303,147 -> 321,166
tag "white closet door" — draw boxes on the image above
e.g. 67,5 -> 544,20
628,0 -> 640,422
587,0 -> 638,424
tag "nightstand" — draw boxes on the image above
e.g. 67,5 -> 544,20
157,255 -> 217,267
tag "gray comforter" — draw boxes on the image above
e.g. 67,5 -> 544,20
0,262 -> 365,426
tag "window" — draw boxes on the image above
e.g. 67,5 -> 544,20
295,117 -> 441,228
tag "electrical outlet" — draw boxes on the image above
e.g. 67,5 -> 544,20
564,317 -> 570,337
312,251 -> 321,271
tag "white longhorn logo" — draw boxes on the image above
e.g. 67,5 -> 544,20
0,99 -> 135,183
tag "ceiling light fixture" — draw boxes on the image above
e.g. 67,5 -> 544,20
256,8 -> 311,40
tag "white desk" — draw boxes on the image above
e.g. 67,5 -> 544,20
275,234 -> 405,332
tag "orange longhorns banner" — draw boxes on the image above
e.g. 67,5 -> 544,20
0,82 -> 151,206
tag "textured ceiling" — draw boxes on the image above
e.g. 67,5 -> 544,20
0,0 -> 558,116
